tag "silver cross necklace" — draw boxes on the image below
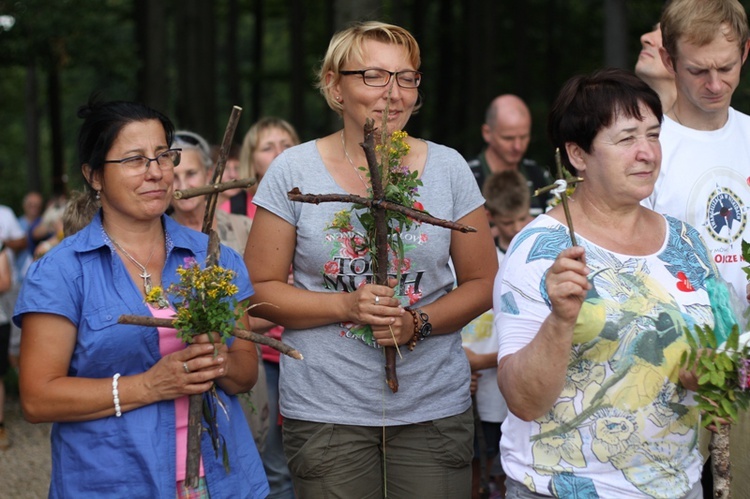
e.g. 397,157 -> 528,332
109,236 -> 159,294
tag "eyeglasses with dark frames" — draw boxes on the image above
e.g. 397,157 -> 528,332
339,68 -> 422,88
103,148 -> 182,176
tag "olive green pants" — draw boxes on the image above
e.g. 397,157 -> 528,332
282,407 -> 474,499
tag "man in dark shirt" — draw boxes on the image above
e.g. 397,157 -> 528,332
468,94 -> 552,216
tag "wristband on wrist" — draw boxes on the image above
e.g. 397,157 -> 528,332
405,308 -> 420,351
405,307 -> 431,351
112,373 -> 122,417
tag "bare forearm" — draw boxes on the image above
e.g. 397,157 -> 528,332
215,348 -> 258,394
21,372 -> 157,423
4,236 -> 26,251
498,315 -> 574,421
424,277 -> 494,336
469,351 -> 498,371
249,281 -> 349,330
247,315 -> 276,334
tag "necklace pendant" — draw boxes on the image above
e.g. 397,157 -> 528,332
140,270 -> 152,294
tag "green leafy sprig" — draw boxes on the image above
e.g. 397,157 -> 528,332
147,259 -> 242,346
327,130 -> 426,275
681,325 -> 750,428
145,258 -> 243,474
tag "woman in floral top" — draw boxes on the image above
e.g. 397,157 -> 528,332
495,68 -> 717,498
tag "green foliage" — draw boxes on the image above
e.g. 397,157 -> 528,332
327,129 -> 425,278
743,240 -> 750,282
681,325 -> 750,428
152,261 -> 243,346
146,258 -> 241,475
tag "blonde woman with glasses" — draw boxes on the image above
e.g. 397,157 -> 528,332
245,21 -> 496,498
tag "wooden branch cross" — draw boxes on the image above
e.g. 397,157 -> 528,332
533,148 -> 584,247
288,118 -> 476,393
118,106 -> 301,488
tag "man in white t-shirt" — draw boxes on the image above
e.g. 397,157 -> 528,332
643,2 -> 750,496
645,0 -> 750,306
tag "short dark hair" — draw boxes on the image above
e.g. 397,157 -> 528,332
77,99 -> 174,192
547,68 -> 663,175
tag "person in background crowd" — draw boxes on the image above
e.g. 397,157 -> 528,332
468,95 -> 552,216
169,129 -> 270,456
14,99 -> 268,498
15,192 -> 43,277
483,171 -> 533,255
635,22 -> 677,111
171,131 -> 254,254
236,117 -> 301,499
213,142 -> 243,210
7,192 -> 43,371
30,194 -> 68,259
0,244 -> 13,449
219,118 -> 299,219
461,170 -> 530,499
0,203 -> 25,383
245,21 -> 496,498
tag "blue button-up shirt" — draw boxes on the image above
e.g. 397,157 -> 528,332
14,212 -> 269,498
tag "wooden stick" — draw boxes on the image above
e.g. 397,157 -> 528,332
118,315 -> 304,360
533,177 -> 584,197
361,119 -> 400,393
202,106 -> 242,233
191,106 -> 240,488
174,178 -> 256,200
554,148 -> 578,247
287,189 -> 477,233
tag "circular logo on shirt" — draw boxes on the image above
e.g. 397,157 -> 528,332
705,186 -> 746,244
687,168 -> 749,246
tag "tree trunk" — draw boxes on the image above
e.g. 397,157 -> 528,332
135,0 -> 168,111
226,0 -> 241,112
176,0 -> 216,138
288,0 -> 305,134
47,59 -> 65,196
24,61 -> 40,193
604,0 -> 628,68
250,0 -> 264,124
333,0 -> 382,30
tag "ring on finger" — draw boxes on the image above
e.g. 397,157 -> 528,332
183,362 -> 191,374
374,295 -> 380,305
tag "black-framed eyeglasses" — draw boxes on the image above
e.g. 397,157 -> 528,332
103,148 -> 182,176
340,68 -> 422,88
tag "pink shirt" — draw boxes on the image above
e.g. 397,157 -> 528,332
219,195 -> 257,219
148,304 -> 204,481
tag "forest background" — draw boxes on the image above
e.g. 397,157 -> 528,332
2,0 -> 750,212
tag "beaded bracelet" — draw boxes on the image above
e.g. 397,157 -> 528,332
112,373 -> 122,418
405,308 -> 420,351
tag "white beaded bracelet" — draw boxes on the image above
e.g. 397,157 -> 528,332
112,373 -> 122,418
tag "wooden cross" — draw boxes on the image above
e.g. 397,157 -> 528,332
118,106 -> 301,488
289,118 -> 476,393
533,148 -> 584,247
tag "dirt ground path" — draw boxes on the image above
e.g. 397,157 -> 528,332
0,394 -> 51,499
